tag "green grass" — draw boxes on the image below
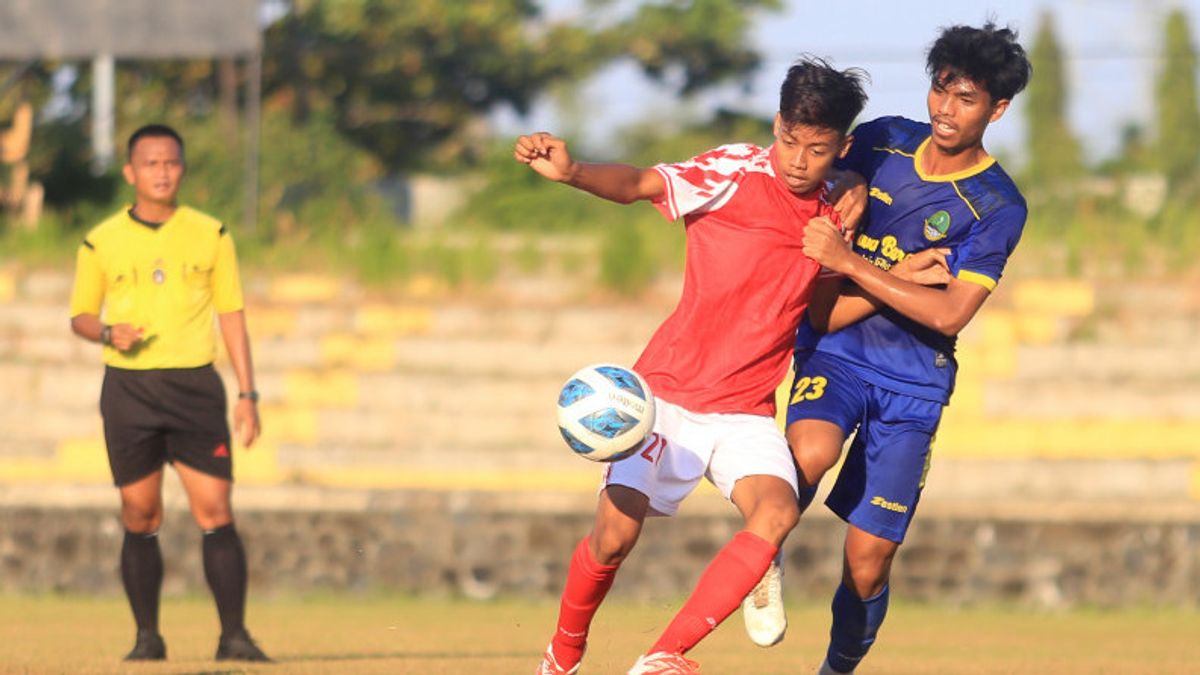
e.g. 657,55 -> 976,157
1,594 -> 1197,674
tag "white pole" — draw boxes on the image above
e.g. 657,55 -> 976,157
242,48 -> 262,236
91,53 -> 115,174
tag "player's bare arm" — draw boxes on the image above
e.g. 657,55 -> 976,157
514,131 -> 665,204
806,279 -> 878,335
804,219 -> 987,336
218,310 -> 260,448
70,313 -> 144,352
805,229 -> 952,334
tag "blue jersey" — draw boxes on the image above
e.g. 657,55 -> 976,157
796,116 -> 1027,403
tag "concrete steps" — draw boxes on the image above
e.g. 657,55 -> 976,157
0,267 -> 1197,502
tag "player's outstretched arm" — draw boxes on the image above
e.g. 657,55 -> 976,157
804,219 -> 987,336
513,132 -> 665,204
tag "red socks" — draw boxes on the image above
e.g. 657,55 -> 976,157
550,536 -> 619,667
549,531 -> 777,665
650,530 -> 777,655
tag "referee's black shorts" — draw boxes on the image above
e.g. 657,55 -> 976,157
100,364 -> 233,486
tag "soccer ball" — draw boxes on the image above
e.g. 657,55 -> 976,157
556,363 -> 656,462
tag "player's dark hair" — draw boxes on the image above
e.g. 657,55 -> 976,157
927,22 -> 1032,102
127,124 -> 184,159
778,56 -> 869,135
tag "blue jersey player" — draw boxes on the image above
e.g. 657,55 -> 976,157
756,23 -> 1032,674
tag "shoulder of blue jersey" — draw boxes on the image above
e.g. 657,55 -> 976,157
958,163 -> 1027,222
859,116 -> 929,155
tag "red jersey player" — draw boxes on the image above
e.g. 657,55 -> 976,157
518,58 -> 868,675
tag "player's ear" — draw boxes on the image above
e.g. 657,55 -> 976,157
989,99 -> 1011,123
837,134 -> 854,159
772,113 -> 783,138
121,163 -> 136,186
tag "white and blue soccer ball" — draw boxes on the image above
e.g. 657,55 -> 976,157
556,363 -> 656,462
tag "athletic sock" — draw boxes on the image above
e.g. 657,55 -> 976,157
797,484 -> 820,513
201,523 -> 248,637
121,530 -> 163,634
549,536 -> 619,668
650,530 -> 776,655
826,582 -> 890,673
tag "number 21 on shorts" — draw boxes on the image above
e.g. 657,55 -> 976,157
789,375 -> 827,405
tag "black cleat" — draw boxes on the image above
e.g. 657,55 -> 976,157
124,630 -> 167,661
215,629 -> 272,662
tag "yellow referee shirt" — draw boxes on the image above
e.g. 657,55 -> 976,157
69,206 -> 245,369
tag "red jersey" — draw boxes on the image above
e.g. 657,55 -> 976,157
633,143 -> 835,416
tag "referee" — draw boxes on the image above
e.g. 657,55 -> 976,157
68,124 -> 270,662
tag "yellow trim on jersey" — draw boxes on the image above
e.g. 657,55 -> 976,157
874,145 -> 915,158
913,137 -> 995,182
957,269 -> 997,291
69,206 -> 245,369
918,434 -> 934,489
950,180 -> 982,220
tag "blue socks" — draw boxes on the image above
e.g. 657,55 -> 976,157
797,484 -> 819,512
826,582 -> 889,673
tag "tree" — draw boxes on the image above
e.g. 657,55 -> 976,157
262,0 -> 781,172
1024,10 -> 1082,186
1154,8 -> 1200,189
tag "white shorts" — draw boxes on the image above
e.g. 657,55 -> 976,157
603,397 -> 799,516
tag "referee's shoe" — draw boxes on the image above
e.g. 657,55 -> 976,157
124,630 -> 166,661
216,629 -> 272,662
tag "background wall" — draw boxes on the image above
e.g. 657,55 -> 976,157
1,267 -> 1197,606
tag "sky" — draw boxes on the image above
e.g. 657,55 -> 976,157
492,0 -> 1200,165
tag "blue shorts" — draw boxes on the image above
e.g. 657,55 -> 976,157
786,351 -> 944,543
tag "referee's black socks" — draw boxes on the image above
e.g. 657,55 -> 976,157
202,523 -> 248,637
121,530 -> 163,634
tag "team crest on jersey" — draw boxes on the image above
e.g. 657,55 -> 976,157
923,210 -> 951,241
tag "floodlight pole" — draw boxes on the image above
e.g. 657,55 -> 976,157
91,52 -> 115,174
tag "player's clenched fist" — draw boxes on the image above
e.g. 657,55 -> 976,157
514,132 -> 577,183
802,216 -> 854,273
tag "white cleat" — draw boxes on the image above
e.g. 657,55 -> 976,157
742,550 -> 786,647
627,651 -> 700,674
536,643 -> 582,675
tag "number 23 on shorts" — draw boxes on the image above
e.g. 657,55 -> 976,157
789,375 -> 828,405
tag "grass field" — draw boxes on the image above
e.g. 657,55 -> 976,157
2,594 -> 1198,674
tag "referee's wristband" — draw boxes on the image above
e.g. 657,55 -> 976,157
238,390 -> 259,402
99,325 -> 112,346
